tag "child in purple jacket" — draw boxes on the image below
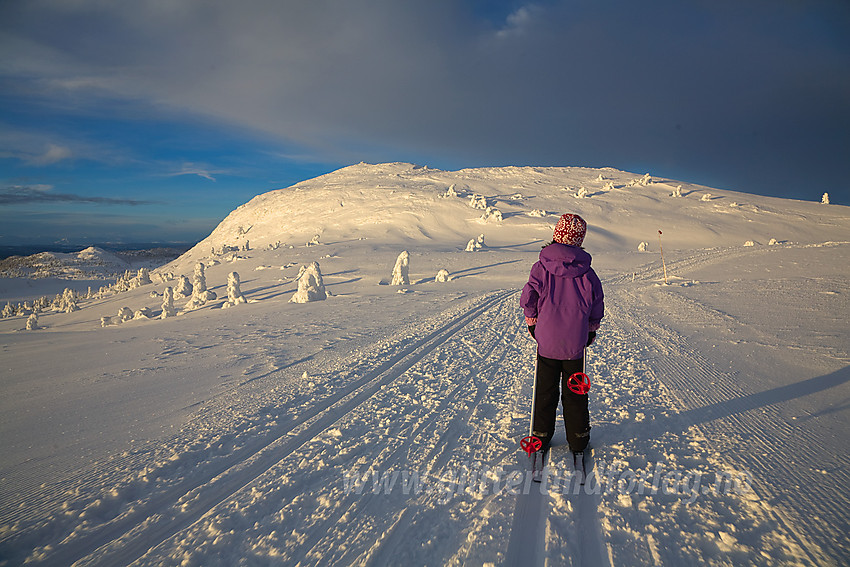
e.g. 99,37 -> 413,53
520,213 -> 604,454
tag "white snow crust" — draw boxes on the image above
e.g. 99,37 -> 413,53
1,163 -> 848,566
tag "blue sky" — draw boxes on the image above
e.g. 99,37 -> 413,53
1,0 -> 849,245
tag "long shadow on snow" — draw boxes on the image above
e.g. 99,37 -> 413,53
671,365 -> 850,429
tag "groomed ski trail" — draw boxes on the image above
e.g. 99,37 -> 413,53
4,244 -> 843,565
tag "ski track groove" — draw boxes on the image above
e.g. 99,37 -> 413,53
17,290 -> 513,567
361,299 -> 525,566
612,287 -> 844,565
299,293 -> 522,566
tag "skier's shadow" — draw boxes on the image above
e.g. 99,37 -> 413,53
659,365 -> 850,432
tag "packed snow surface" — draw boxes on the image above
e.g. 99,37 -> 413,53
1,163 -> 848,566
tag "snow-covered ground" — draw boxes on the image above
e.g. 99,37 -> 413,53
0,163 -> 847,566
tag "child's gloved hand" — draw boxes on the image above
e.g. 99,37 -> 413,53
586,331 -> 596,346
528,325 -> 536,339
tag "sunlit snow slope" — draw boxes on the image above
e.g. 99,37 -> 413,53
1,163 -> 848,566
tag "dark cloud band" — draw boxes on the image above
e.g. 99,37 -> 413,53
0,186 -> 155,206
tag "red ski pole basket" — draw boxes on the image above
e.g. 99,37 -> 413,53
567,371 -> 591,395
520,435 -> 542,456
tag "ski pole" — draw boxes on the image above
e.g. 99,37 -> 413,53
528,354 -> 538,438
567,346 -> 591,395
520,352 -> 542,456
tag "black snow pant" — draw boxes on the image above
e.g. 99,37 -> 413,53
532,353 -> 590,452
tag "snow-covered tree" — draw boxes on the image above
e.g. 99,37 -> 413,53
290,262 -> 327,303
175,275 -> 193,298
185,262 -> 217,308
61,288 -> 78,313
2,302 -> 13,318
442,184 -> 459,198
638,242 -> 649,252
466,234 -> 485,252
469,194 -> 488,210
574,187 -> 588,199
639,173 -> 652,186
26,312 -> 38,330
671,185 -> 683,198
480,207 -> 503,221
161,286 -> 177,318
391,251 -> 410,286
132,268 -> 152,288
435,269 -> 451,283
223,272 -> 247,308
822,192 -> 830,204
118,307 -> 133,322
701,193 -> 713,202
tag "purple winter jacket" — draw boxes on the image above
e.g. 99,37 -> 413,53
520,243 -> 604,360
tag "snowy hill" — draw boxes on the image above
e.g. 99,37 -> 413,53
1,163 -> 848,566
167,162 -> 846,274
0,246 -> 129,279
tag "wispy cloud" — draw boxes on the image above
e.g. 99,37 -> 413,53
27,143 -> 73,165
163,162 -> 224,182
0,186 -> 156,206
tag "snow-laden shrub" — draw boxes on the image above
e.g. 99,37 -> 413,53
638,242 -> 649,252
822,193 -> 830,204
744,240 -> 756,247
435,269 -> 451,283
603,181 -> 615,191
185,262 -> 217,309
574,187 -> 588,199
528,209 -> 547,217
671,185 -> 683,198
26,313 -> 38,330
2,302 -> 13,318
118,307 -> 133,322
480,207 -> 503,221
223,272 -> 247,308
131,268 -> 152,288
768,238 -> 779,246
441,184 -> 459,198
701,193 -> 713,202
465,234 -> 485,252
161,286 -> 177,318
290,262 -> 327,303
307,234 -> 321,246
391,251 -> 410,286
100,316 -> 112,327
175,275 -> 193,298
596,174 -> 605,182
133,307 -> 153,320
469,194 -> 488,210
